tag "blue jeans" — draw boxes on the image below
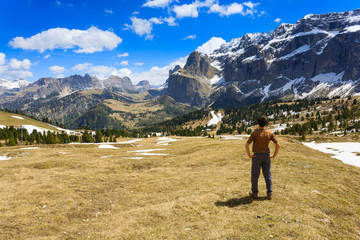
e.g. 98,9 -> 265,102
251,153 -> 272,194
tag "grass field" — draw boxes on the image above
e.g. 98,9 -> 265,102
0,111 -> 60,132
0,136 -> 360,239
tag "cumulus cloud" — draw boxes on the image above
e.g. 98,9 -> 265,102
49,65 -> 66,74
72,63 -> 132,79
134,62 -> 144,66
274,18 -> 281,23
0,53 -> 5,65
124,16 -> 175,39
118,53 -> 129,58
163,16 -> 177,26
173,3 -> 198,18
124,17 -> 154,39
183,34 -> 196,40
8,58 -> 32,70
143,0 -> 175,8
119,61 -> 129,66
0,53 -> 33,80
43,54 -> 51,59
9,26 -> 122,53
208,1 -> 259,17
131,56 -> 187,85
105,9 -> 113,14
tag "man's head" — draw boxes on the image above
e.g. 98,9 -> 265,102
257,116 -> 267,127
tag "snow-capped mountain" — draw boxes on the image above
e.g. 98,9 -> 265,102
0,78 -> 30,95
167,9 -> 360,107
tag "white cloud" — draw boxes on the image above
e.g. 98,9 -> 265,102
105,9 -> 113,14
183,34 -> 196,40
134,62 -> 144,66
133,11 -> 140,15
124,17 -> 154,39
119,61 -> 129,66
173,3 -> 199,18
0,53 -> 5,65
72,63 -> 132,79
49,65 -> 66,74
131,56 -> 187,85
118,52 -> 129,58
143,0 -> 175,8
243,1 -> 259,10
274,18 -> 281,23
9,26 -> 122,53
149,17 -> 164,24
196,37 -> 226,55
163,16 -> 177,26
208,1 -> 259,17
9,58 -> 32,70
43,54 -> 51,59
55,1 -> 61,6
72,63 -> 92,71
0,54 -> 33,80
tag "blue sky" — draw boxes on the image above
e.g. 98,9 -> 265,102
0,0 -> 359,85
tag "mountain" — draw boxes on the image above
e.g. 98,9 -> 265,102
0,78 -> 30,95
166,9 -> 360,108
0,74 -> 195,130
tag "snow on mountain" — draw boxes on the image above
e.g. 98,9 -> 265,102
0,78 -> 30,89
196,37 -> 226,55
166,9 -> 360,108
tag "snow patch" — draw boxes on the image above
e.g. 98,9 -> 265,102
11,116 -> 24,120
21,147 -> 41,150
303,142 -> 360,168
98,145 -> 119,149
100,155 -> 113,158
311,72 -> 344,83
344,25 -> 360,33
221,135 -> 250,140
0,155 -> 12,161
22,125 -> 50,133
207,111 -> 223,126
279,45 -> 310,60
156,137 -> 181,145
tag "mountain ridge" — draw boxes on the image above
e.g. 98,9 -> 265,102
165,9 -> 360,107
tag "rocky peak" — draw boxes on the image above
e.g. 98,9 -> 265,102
184,51 -> 217,79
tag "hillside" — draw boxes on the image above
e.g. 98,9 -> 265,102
0,137 -> 359,239
0,110 -> 61,132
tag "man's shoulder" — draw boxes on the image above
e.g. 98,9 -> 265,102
264,129 -> 275,134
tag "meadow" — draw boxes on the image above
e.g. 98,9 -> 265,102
0,136 -> 360,239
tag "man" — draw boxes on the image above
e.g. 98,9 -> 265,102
245,116 -> 280,200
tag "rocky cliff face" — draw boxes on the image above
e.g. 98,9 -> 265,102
167,9 -> 360,108
167,52 -> 216,107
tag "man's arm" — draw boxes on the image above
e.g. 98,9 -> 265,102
270,142 -> 280,158
245,143 -> 255,158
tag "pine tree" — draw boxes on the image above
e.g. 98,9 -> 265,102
7,137 -> 16,146
95,129 -> 103,143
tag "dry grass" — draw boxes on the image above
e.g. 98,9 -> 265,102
0,137 -> 360,239
0,111 -> 59,131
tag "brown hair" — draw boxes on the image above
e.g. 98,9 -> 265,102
257,116 -> 267,127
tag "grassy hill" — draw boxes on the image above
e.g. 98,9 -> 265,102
0,110 -> 60,132
0,136 -> 359,239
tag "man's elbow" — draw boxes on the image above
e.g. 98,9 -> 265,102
276,142 -> 281,148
